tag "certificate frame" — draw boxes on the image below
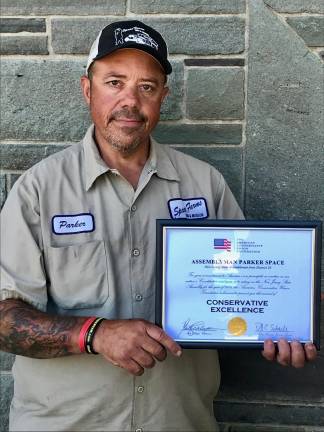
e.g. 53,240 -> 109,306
156,220 -> 322,349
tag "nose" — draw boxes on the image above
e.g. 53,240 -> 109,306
120,84 -> 140,108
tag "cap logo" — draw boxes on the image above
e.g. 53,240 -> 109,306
114,26 -> 159,51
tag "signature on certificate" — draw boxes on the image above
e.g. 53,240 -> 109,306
178,318 -> 220,338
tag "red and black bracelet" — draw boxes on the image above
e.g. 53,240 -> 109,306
85,317 -> 105,354
78,317 -> 105,354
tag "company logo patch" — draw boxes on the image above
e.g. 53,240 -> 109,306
114,26 -> 159,51
168,198 -> 208,219
52,213 -> 95,235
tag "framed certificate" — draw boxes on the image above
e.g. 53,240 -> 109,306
156,220 -> 321,349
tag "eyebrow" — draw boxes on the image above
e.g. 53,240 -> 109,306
101,72 -> 161,85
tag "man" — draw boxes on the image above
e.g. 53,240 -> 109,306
0,20 -> 317,432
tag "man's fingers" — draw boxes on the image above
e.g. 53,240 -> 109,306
276,339 -> 291,366
290,341 -> 305,368
262,339 -> 276,361
122,359 -> 144,376
305,342 -> 317,362
142,340 -> 167,362
146,325 -> 182,357
132,347 -> 156,369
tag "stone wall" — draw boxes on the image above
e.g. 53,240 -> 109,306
0,0 -> 323,430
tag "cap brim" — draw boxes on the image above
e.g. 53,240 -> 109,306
90,43 -> 172,75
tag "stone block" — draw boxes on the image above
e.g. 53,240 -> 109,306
153,123 -> 242,144
0,374 -> 13,432
245,0 -> 324,222
174,146 -> 243,205
160,61 -> 183,121
51,17 -> 245,55
0,352 -> 15,371
0,59 -> 90,141
0,35 -> 48,55
0,175 -> 7,209
0,0 -> 126,16
186,68 -> 244,119
214,400 -> 324,427
264,0 -> 324,13
0,18 -> 46,33
130,0 -> 246,14
219,424 -> 324,432
0,144 -> 68,171
286,17 -> 324,47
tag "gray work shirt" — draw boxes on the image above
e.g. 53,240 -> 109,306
1,125 -> 243,431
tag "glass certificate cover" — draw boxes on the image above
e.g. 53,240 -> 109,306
156,220 -> 321,349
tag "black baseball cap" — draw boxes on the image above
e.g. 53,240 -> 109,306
86,20 -> 172,75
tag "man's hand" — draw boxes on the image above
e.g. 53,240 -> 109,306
92,319 -> 182,375
262,338 -> 317,368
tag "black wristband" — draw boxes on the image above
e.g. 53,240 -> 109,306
85,317 -> 105,354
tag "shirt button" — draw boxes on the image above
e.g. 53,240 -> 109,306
137,386 -> 144,393
131,204 -> 137,212
135,294 -> 143,302
132,248 -> 140,257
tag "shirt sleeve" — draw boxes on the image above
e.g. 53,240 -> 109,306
215,173 -> 245,220
0,171 -> 47,311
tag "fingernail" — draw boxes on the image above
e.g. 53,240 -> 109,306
176,350 -> 182,357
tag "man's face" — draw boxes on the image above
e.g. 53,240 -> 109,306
81,48 -> 168,155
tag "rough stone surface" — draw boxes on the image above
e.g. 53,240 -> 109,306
0,374 -> 13,432
219,424 -> 324,432
186,68 -> 244,119
0,60 -> 90,141
153,123 -> 242,144
264,0 -> 324,14
0,144 -> 68,171
130,0 -> 246,14
9,174 -> 22,189
0,175 -> 7,209
0,18 -> 46,33
217,302 -> 324,406
174,146 -> 243,205
0,0 -> 126,16
246,0 -> 324,292
51,17 -> 245,55
246,0 -> 324,221
0,35 -> 48,55
0,353 -> 15,371
160,61 -> 183,121
286,17 -> 324,47
215,401 -> 324,427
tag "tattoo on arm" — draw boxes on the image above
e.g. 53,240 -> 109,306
0,299 -> 85,358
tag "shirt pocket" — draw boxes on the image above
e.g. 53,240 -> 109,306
46,240 -> 109,309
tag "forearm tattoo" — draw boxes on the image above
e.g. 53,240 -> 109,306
0,299 -> 84,358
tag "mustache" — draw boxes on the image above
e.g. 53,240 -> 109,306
110,108 -> 146,122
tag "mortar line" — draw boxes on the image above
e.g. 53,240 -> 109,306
242,0 -> 251,214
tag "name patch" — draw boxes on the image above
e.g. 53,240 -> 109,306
52,213 -> 95,235
168,198 -> 208,219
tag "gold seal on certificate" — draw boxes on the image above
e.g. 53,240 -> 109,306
155,220 -> 321,349
228,317 -> 247,336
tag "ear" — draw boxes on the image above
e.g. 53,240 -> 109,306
80,75 -> 91,106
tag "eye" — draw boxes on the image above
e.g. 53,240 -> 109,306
140,84 -> 155,92
106,80 -> 121,88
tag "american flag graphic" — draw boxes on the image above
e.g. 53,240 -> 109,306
214,238 -> 231,251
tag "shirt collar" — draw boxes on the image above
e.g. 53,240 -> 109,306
83,125 -> 180,191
